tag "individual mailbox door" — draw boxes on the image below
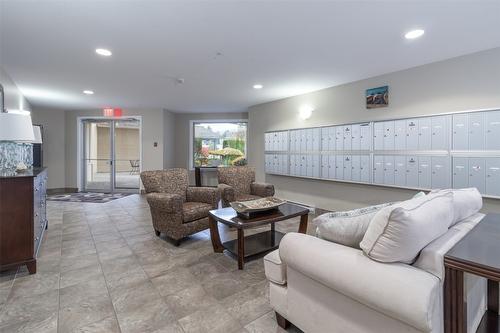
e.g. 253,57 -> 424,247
469,158 -> 485,193
418,156 -> 432,189
394,120 -> 406,150
312,128 -> 321,151
351,124 -> 360,150
306,129 -> 313,151
335,126 -> 343,151
383,121 -> 395,150
394,156 -> 406,187
312,155 -> 320,178
360,155 -> 370,182
281,132 -> 289,151
288,131 -> 295,152
469,113 -> 485,150
321,128 -> 329,151
373,122 -> 384,150
289,155 -> 295,176
418,118 -> 432,150
264,133 -> 270,151
359,123 -> 372,150
431,116 -> 449,150
300,155 -> 307,176
335,155 -> 344,180
343,126 -> 352,151
264,155 -> 269,173
486,158 -> 500,197
406,156 -> 419,187
300,130 -> 307,152
351,155 -> 360,182
328,127 -> 336,150
452,114 -> 468,150
306,155 -> 313,177
383,155 -> 395,185
329,155 -> 336,179
321,155 -> 329,178
373,155 -> 384,184
452,157 -> 469,189
343,155 -> 352,180
282,155 -> 289,174
406,119 -> 419,150
486,111 -> 500,150
277,132 -> 283,151
431,156 -> 450,189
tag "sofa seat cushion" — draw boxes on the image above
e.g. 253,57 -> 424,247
264,250 -> 286,285
314,202 -> 396,249
360,192 -> 454,264
234,193 -> 261,202
182,202 -> 212,223
280,233 -> 441,332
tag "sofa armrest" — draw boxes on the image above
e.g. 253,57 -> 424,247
218,183 -> 235,203
187,187 -> 220,208
279,233 -> 440,333
146,193 -> 183,213
251,182 -> 275,197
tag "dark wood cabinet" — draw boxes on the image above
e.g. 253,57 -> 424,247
0,168 -> 48,274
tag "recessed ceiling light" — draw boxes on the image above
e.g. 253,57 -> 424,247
95,48 -> 112,56
405,29 -> 425,40
83,90 -> 94,95
253,84 -> 263,89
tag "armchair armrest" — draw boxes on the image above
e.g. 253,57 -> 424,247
187,187 -> 220,208
218,183 -> 235,203
279,233 -> 440,333
251,182 -> 275,197
146,193 -> 183,213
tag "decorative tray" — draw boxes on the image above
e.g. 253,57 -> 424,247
230,197 -> 286,214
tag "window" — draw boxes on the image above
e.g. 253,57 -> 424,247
192,121 -> 247,168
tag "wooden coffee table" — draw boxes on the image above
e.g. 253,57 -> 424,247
208,203 -> 309,270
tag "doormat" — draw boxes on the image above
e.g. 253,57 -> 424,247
47,192 -> 133,203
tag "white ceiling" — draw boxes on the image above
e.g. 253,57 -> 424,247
1,0 -> 500,113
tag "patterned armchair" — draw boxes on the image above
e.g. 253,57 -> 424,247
140,169 -> 220,246
217,166 -> 275,208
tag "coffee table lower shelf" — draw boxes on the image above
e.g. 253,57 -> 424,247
223,230 -> 285,260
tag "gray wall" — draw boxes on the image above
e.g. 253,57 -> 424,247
163,109 -> 176,169
0,67 -> 31,112
174,112 -> 248,184
248,47 -> 500,212
31,108 -> 66,188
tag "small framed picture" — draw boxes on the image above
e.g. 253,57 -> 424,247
366,86 -> 388,109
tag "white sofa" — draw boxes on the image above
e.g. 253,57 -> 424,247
264,213 -> 487,333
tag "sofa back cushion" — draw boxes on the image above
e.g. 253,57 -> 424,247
360,192 -> 454,264
140,169 -> 188,201
218,166 -> 255,195
315,202 -> 396,249
430,188 -> 482,225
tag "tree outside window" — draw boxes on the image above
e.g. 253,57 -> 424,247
193,122 -> 247,167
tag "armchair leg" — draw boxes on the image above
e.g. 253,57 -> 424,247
154,230 -> 160,236
275,312 -> 290,329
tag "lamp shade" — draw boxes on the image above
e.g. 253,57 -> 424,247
32,125 -> 43,144
0,113 -> 35,142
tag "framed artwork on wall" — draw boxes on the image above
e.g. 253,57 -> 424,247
366,85 -> 389,109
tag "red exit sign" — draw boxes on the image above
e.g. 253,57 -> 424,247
103,108 -> 123,117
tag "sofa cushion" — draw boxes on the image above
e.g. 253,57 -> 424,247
264,250 -> 286,285
314,202 -> 396,249
430,188 -> 482,225
413,212 -> 485,279
360,192 -> 454,264
182,202 -> 212,223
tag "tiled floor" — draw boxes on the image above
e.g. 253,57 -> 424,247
0,195 -> 310,333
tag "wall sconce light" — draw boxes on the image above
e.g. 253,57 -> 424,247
299,105 -> 314,120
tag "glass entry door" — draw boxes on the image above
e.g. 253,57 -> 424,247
82,118 -> 141,193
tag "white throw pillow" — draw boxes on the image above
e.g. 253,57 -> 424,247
315,202 -> 395,248
360,192 -> 454,264
430,188 -> 482,225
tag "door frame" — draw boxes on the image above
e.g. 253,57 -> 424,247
77,116 -> 142,193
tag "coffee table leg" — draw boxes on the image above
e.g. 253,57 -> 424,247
209,215 -> 224,253
298,214 -> 308,234
237,229 -> 244,270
